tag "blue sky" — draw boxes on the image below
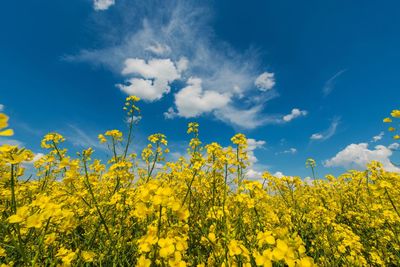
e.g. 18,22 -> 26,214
1,0 -> 399,178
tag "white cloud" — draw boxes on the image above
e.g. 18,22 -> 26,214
176,57 -> 189,73
117,58 -> 182,101
173,77 -> 230,118
388,143 -> 399,150
93,0 -> 115,11
278,148 -> 297,155
371,131 -> 384,142
303,176 -> 314,185
0,104 -> 4,111
117,78 -> 168,102
283,108 -> 308,122
324,143 -> 400,172
244,138 -> 266,180
246,138 -> 266,165
310,133 -> 324,140
215,105 -> 282,129
273,171 -> 285,178
310,118 -> 340,141
255,72 -> 275,91
323,69 -> 346,96
66,125 -> 105,150
164,107 -> 178,119
145,43 -> 171,55
247,138 -> 266,151
246,169 -> 263,180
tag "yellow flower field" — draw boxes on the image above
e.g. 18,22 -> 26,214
0,97 -> 399,266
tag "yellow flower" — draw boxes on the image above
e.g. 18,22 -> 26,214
81,251 -> 96,263
137,255 -> 151,267
297,257 -> 314,267
228,240 -> 242,256
98,134 -> 107,143
383,117 -> 392,123
158,238 -> 175,258
272,239 -> 288,261
0,113 -> 13,136
41,132 -> 65,149
254,250 -> 272,267
0,247 -> 6,257
0,129 -> 13,136
391,109 -> 400,118
394,135 -> 400,140
26,213 -> 43,229
388,127 -> 395,132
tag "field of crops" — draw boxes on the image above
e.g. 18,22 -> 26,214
0,97 -> 399,266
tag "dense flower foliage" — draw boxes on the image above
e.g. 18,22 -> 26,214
0,99 -> 399,266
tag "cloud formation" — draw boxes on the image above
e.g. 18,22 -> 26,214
283,108 -> 308,122
371,132 -> 384,142
117,58 -> 182,101
71,0 -> 290,128
93,0 -> 115,11
167,77 -> 230,118
310,118 -> 340,141
255,72 -> 275,91
324,143 -> 400,172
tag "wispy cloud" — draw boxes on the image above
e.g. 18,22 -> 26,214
323,69 -> 347,97
371,131 -> 384,143
0,137 -> 23,147
276,147 -> 297,155
310,117 -> 340,141
65,125 -> 105,150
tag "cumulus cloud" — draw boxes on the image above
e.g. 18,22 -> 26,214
324,143 -> 400,172
117,58 -> 182,101
255,72 -> 275,91
171,77 -> 230,118
371,132 -> 384,142
93,0 -> 115,11
310,118 -> 340,141
283,108 -> 308,122
70,0 -> 280,128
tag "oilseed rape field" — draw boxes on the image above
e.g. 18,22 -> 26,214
0,97 -> 399,266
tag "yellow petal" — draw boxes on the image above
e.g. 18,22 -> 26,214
8,214 -> 24,224
0,129 -> 14,136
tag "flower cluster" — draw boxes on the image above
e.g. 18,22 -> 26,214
0,101 -> 399,266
